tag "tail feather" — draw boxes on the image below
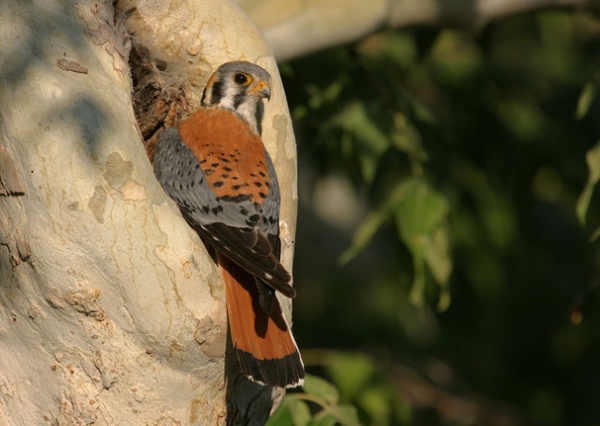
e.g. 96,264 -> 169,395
218,253 -> 304,388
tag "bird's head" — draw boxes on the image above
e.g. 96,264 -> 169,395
201,61 -> 272,134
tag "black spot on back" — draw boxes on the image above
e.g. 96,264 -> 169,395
219,194 -> 252,203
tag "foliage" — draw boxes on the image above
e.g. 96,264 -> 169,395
267,353 -> 408,426
280,7 -> 600,426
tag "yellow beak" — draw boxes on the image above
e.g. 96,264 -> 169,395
252,80 -> 271,100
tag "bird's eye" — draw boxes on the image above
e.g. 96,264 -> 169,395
234,73 -> 248,85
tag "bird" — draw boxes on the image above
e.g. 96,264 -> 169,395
153,61 -> 304,388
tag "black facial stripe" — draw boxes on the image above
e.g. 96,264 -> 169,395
210,80 -> 224,105
233,90 -> 246,109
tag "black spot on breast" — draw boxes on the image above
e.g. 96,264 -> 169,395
254,182 -> 262,187
213,181 -> 224,188
219,157 -> 230,163
232,185 -> 241,190
223,166 -> 232,172
221,174 -> 230,179
259,171 -> 266,177
258,192 -> 267,199
205,169 -> 215,175
211,163 -> 219,168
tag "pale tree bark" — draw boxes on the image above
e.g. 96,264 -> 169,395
236,0 -> 600,61
0,0 -> 296,425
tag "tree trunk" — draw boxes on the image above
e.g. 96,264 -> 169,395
0,0 -> 297,424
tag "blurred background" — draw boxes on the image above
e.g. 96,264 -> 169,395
249,5 -> 600,426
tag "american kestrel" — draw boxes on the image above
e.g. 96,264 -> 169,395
153,61 -> 304,388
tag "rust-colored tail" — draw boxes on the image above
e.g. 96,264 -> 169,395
218,253 -> 304,388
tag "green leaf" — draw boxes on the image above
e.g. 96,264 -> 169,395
331,101 -> 390,183
340,180 -> 414,264
395,179 -> 452,308
267,397 -> 311,426
396,180 -> 449,255
323,353 -> 375,400
425,225 -> 452,311
315,404 -> 361,426
357,385 -> 392,426
302,374 -> 339,405
576,140 -> 600,226
494,94 -> 544,141
429,30 -> 484,86
392,112 -> 427,173
308,415 -> 337,426
575,80 -> 598,120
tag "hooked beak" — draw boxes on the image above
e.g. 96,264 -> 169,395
252,80 -> 271,100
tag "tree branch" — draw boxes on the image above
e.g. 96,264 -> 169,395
237,0 -> 600,61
